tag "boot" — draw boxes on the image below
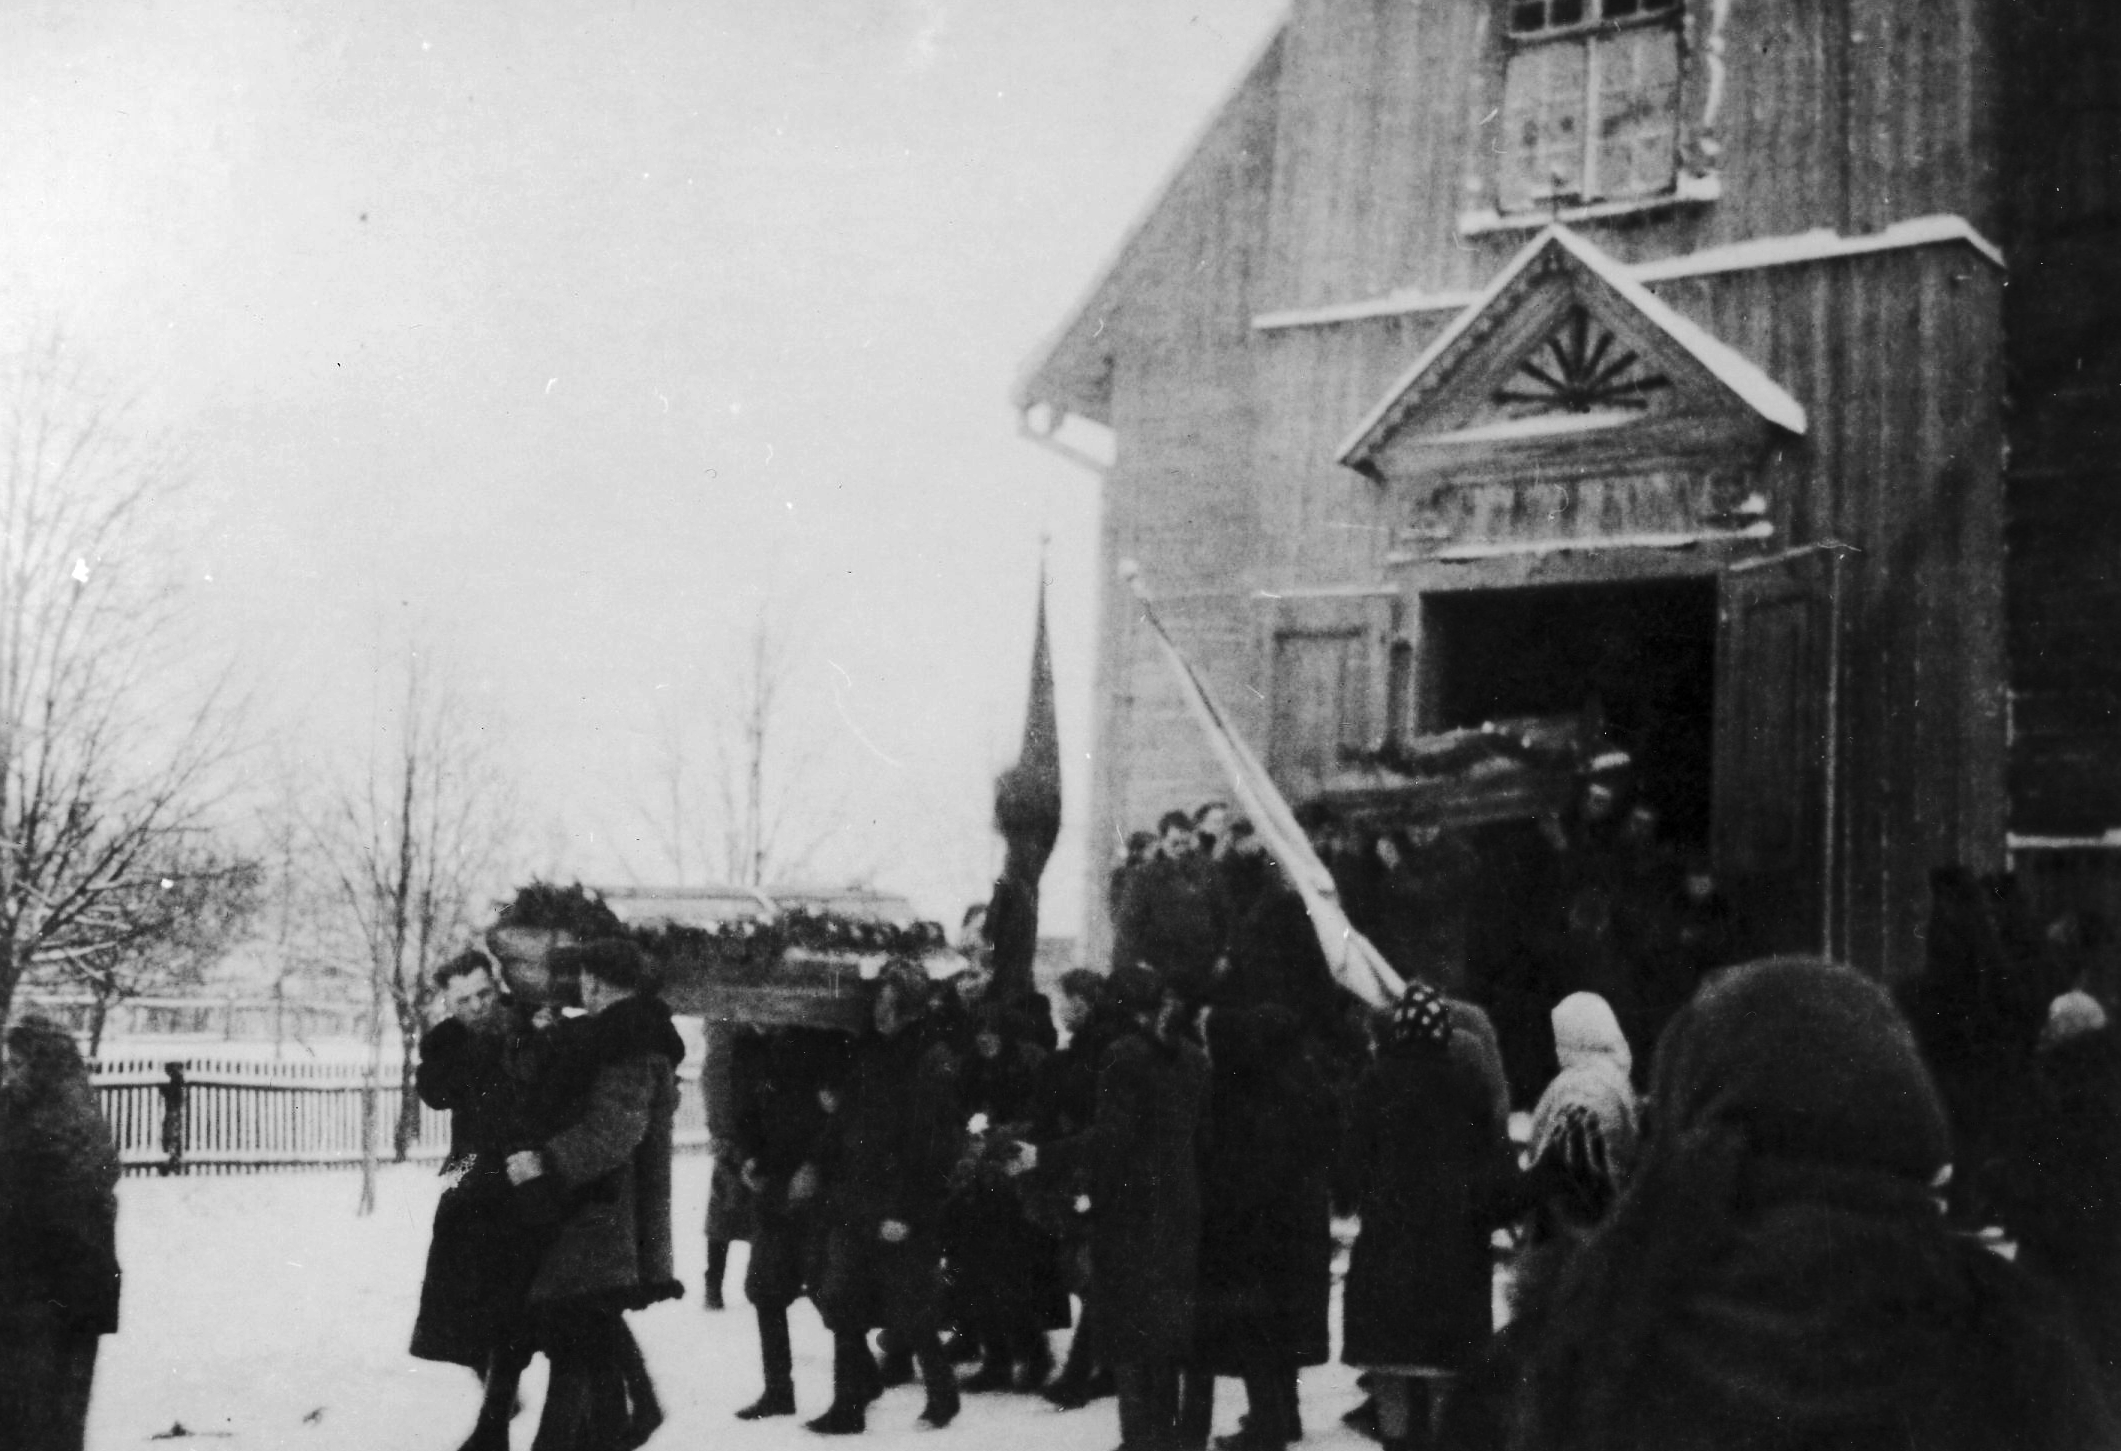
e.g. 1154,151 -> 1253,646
878,1346 -> 915,1388
805,1403 -> 866,1436
737,1387 -> 797,1420
1176,1368 -> 1215,1451
1016,1332 -> 1055,1392
961,1337 -> 1015,1393
459,1342 -> 529,1451
613,1321 -> 663,1451
706,1237 -> 730,1311
453,1418 -> 509,1451
917,1343 -> 961,1427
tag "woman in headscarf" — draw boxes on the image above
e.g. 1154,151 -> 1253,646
1437,996 -> 1638,1450
1516,993 -> 1638,1246
1343,982 -> 1513,1451
1511,956 -> 2118,1451
0,1015 -> 122,1451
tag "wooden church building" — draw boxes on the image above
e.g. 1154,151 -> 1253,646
1017,0 -> 2121,980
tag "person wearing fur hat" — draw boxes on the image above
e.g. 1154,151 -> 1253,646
1342,982 -> 1514,1451
503,938 -> 686,1451
1009,965 -> 1212,1451
0,1015 -> 120,1451
806,958 -> 965,1435
1995,988 -> 2121,1410
1510,956 -> 2117,1451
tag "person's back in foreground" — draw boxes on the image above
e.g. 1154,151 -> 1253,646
1506,955 -> 2118,1451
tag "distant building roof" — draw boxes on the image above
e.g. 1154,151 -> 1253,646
597,884 -> 919,931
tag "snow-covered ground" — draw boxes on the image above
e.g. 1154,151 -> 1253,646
91,1156 -> 1375,1451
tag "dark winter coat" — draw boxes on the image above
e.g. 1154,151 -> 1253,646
1342,1038 -> 1510,1372
1195,1007 -> 1335,1374
1039,1024 -> 1211,1364
703,1024 -> 759,1244
520,996 -> 684,1314
733,1030 -> 846,1309
814,1017 -> 962,1334
1995,1026 -> 2121,1407
0,1019 -> 120,1451
1511,957 -> 2118,1451
411,1007 -> 543,1367
1216,868 -> 1343,1034
1112,854 -> 1228,997
946,1002 -> 1070,1334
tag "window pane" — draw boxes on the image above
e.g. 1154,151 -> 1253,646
1509,0 -> 1586,36
1500,42 -> 1588,210
1591,27 -> 1679,198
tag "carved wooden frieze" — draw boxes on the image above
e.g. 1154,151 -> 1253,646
1393,465 -> 1766,556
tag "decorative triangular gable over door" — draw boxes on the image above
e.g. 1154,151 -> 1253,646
1338,225 -> 1805,483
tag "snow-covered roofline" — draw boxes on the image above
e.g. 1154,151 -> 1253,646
1335,223 -> 1808,469
1264,214 -> 2002,332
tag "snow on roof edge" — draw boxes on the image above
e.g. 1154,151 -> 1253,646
1012,24 -> 1289,420
1547,227 -> 1808,436
1335,222 -> 1810,467
1270,213 -> 2002,334
1331,226 -> 1563,466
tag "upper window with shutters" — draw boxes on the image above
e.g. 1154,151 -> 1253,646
1499,0 -> 1683,214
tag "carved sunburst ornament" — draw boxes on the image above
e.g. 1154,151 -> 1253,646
1494,304 -> 1670,414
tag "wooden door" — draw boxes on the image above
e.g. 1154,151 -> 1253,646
1263,592 -> 1399,803
1713,545 -> 1851,957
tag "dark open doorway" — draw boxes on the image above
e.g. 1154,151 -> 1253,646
1418,576 -> 1722,1101
1424,576 -> 1718,845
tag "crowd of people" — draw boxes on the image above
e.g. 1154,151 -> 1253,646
4,797 -> 2119,1451
691,798 -> 2121,1451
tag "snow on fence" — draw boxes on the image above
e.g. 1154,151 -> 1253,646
90,1054 -> 712,1177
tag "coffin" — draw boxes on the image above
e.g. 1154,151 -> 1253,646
1320,715 -> 1629,832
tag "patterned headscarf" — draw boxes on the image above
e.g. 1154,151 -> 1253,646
1385,980 -> 1453,1053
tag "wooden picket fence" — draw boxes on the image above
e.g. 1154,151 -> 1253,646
90,1054 -> 711,1177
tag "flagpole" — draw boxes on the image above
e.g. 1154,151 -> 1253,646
1120,561 -> 1403,1009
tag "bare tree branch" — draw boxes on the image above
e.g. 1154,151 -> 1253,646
0,331 -> 243,1030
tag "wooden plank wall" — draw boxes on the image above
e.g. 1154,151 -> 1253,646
1080,43 -> 1283,965
1076,0 -> 2020,976
1997,0 -> 2121,838
1257,0 -> 1999,310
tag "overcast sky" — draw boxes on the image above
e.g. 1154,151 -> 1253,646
0,0 -> 1286,934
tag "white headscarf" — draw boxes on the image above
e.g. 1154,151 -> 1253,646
1529,993 -> 1640,1189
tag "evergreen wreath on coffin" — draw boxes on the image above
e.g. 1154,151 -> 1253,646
490,879 -> 955,1030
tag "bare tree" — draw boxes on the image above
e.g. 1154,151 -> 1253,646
314,653 -> 516,1211
0,332 -> 237,1030
250,783 -> 367,1057
636,599 -> 841,889
27,847 -> 264,1056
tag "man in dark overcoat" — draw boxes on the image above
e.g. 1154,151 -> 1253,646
0,1016 -> 121,1451
1186,1005 -> 1337,1451
728,1027 -> 849,1421
1112,811 -> 1229,999
1012,966 -> 1211,1451
412,953 -> 535,1370
806,960 -> 965,1435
